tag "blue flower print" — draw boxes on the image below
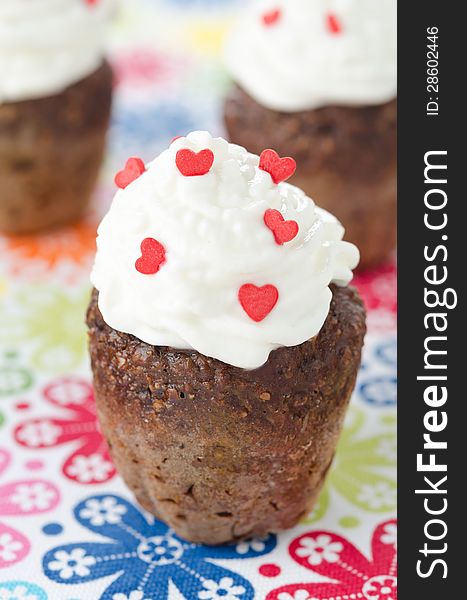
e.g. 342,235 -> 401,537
43,494 -> 276,600
109,102 -> 199,165
359,376 -> 397,407
375,338 -> 397,368
0,581 -> 47,600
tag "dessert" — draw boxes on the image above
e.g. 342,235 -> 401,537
0,0 -> 113,235
87,131 -> 366,544
224,0 -> 397,269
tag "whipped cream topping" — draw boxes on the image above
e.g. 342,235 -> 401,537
0,0 -> 113,104
91,132 -> 359,369
225,0 -> 397,112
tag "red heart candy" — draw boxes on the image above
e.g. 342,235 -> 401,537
176,148 -> 215,177
259,149 -> 296,184
115,157 -> 146,189
135,238 -> 166,275
264,209 -> 299,245
327,13 -> 342,34
262,9 -> 281,26
238,284 -> 279,323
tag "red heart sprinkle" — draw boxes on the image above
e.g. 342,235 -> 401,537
238,284 -> 279,322
176,148 -> 214,177
262,9 -> 281,26
327,13 -> 342,34
135,238 -> 166,275
259,149 -> 296,184
115,157 -> 146,189
264,209 -> 299,245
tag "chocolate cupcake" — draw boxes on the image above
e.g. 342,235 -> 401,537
87,132 -> 365,544
0,1 -> 113,235
224,0 -> 397,269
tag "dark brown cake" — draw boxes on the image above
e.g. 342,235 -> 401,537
87,284 -> 366,545
0,62 -> 112,235
224,85 -> 397,269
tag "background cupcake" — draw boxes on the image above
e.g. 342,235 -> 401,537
0,0 -> 114,235
87,131 -> 366,544
224,0 -> 397,269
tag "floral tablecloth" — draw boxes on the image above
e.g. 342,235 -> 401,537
0,1 -> 397,599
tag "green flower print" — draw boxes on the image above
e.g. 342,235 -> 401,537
302,486 -> 329,524
304,407 -> 396,523
1,286 -> 91,374
0,351 -> 33,396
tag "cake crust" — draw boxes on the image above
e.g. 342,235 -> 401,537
224,85 -> 397,269
87,284 -> 366,545
0,62 -> 112,235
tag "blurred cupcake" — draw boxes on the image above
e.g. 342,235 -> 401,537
224,0 -> 397,269
0,0 -> 114,235
87,131 -> 365,544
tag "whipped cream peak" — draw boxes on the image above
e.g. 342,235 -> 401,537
91,131 -> 359,369
225,0 -> 397,112
0,0 -> 113,104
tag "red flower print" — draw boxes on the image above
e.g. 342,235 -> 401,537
0,448 -> 60,568
267,520 -> 397,600
363,577 -> 397,599
14,378 -> 115,485
353,261 -> 397,333
353,261 -> 397,314
111,48 -> 184,89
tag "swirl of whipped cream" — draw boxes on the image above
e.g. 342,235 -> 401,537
0,0 -> 113,104
91,131 -> 359,369
225,0 -> 397,112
